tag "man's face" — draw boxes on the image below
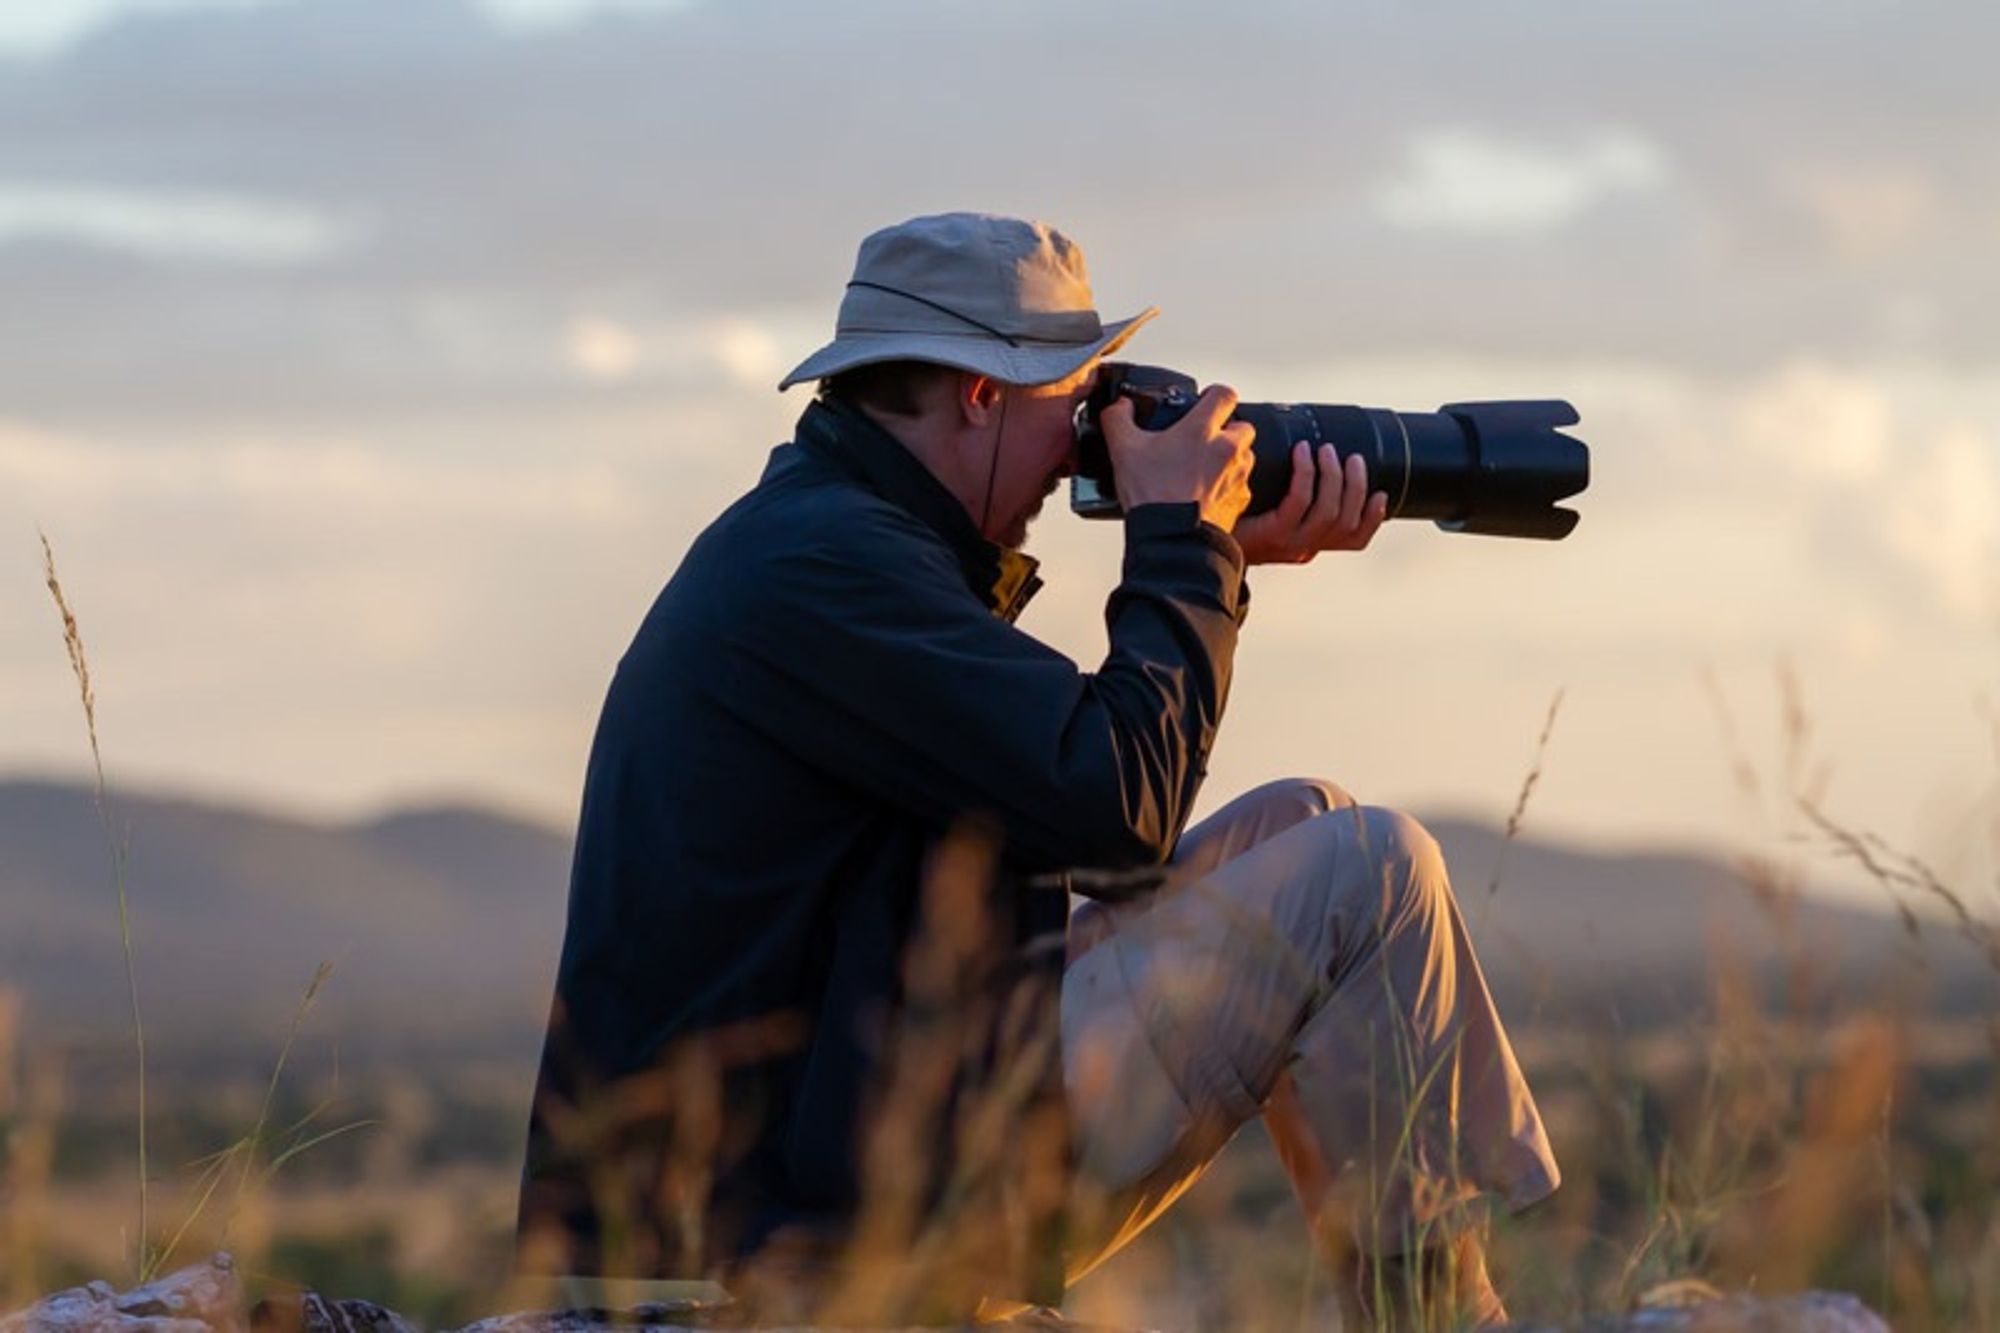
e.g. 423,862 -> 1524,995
985,359 -> 1100,550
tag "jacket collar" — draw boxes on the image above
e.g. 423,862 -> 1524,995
792,397 -> 1044,622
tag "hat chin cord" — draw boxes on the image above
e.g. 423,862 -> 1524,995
839,281 -> 1021,539
978,389 -> 1009,540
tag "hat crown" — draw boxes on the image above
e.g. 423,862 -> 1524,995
840,213 -> 1104,345
776,212 -> 1155,391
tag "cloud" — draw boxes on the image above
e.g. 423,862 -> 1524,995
475,0 -> 698,33
1732,361 -> 1893,483
0,0 -> 1996,414
1781,163 -> 1944,262
0,0 -> 271,58
1726,358 -> 2000,622
563,313 -> 786,388
1369,128 -> 1671,233
0,416 -> 639,522
0,0 -> 701,56
1884,425 -> 2000,617
0,179 -> 360,263
565,316 -> 639,382
12,379 -> 752,816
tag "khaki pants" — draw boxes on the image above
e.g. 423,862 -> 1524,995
1060,778 -> 1559,1283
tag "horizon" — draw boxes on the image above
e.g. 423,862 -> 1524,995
0,760 -> 1928,920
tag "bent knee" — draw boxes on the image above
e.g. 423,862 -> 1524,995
1353,806 -> 1443,870
1253,775 -> 1356,819
1348,806 -> 1454,920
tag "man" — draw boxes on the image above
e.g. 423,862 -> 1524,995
518,213 -> 1558,1327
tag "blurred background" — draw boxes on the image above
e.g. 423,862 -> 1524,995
1,1 -> 1996,1328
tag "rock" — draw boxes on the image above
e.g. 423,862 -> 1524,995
248,1293 -> 422,1333
1506,1290 -> 1891,1332
450,1303 -> 723,1333
2,1255 -> 244,1333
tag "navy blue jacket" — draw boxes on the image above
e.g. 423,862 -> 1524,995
518,397 -> 1247,1307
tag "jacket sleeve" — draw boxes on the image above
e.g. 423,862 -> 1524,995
710,502 -> 1247,878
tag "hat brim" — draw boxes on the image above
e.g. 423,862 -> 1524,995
776,307 -> 1157,391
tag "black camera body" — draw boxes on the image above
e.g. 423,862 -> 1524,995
1071,363 -> 1590,540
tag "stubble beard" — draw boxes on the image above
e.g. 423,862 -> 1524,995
1003,472 -> 1067,551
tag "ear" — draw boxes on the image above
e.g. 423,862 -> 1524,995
957,373 -> 1005,427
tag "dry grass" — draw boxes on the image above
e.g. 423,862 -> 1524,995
27,536 -> 358,1291
9,1016 -> 1998,1330
38,530 -> 149,1281
1484,688 -> 1565,902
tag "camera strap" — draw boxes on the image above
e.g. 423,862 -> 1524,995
979,391 -> 1009,537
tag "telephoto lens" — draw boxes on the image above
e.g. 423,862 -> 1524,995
1071,363 -> 1590,540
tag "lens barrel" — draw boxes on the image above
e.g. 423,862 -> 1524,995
1071,363 -> 1590,540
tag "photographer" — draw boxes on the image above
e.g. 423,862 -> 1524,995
517,212 -> 1559,1327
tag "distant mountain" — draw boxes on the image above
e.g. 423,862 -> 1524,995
1414,816 -> 1995,1026
0,778 -> 1990,1061
0,778 -> 571,1054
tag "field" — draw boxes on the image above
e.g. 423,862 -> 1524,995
4,993 -> 1995,1330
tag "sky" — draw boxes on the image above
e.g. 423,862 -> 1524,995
2,0 -> 1997,908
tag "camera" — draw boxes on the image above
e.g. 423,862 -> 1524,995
1071,363 -> 1590,540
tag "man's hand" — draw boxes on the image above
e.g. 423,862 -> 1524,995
1234,442 -> 1389,565
1100,385 -> 1257,533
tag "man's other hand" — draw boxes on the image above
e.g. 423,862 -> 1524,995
1101,384 -> 1256,533
1234,442 -> 1388,565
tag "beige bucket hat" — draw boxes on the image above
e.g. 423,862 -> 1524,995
777,212 -> 1158,390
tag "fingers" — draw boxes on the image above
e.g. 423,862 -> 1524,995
1100,382 -> 1254,528
1212,419 -> 1257,531
1285,446 -> 1345,550
1350,490 -> 1389,551
1272,441 -> 1313,530
1229,436 -> 1397,564
1220,419 -> 1258,476
1227,443 -> 1301,563
1336,451 -> 1367,532
1098,395 -> 1138,448
1193,389 -> 1254,531
1311,449 -> 1387,551
1336,455 -> 1392,545
1184,383 -> 1241,438
1101,385 -> 1240,458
